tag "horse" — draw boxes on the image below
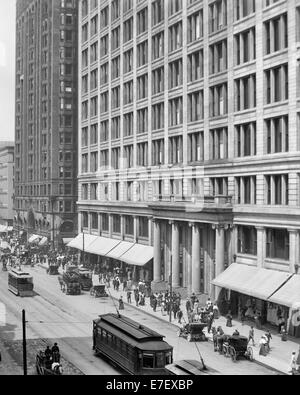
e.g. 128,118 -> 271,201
51,362 -> 63,375
58,276 -> 66,292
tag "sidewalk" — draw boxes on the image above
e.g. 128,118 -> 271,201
107,286 -> 299,375
35,263 -> 298,375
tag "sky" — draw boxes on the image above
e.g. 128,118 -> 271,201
0,0 -> 16,142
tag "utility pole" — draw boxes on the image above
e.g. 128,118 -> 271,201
22,309 -> 27,376
82,228 -> 85,267
169,258 -> 173,323
50,196 -> 56,251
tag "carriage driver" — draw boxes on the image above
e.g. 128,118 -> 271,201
51,343 -> 60,363
52,343 -> 60,354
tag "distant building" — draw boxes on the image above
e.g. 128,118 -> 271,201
14,0 -> 79,247
0,141 -> 14,230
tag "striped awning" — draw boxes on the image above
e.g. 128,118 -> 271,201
28,234 -> 41,244
39,237 -> 48,246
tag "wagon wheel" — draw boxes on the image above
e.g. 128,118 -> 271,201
230,347 -> 237,362
187,334 -> 192,342
247,346 -> 254,362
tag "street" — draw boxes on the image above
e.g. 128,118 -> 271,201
0,266 -> 280,375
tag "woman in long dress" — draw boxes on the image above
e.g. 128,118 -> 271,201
226,311 -> 233,327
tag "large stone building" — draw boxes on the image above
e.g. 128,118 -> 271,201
0,141 -> 14,230
14,0 -> 79,247
76,0 -> 300,334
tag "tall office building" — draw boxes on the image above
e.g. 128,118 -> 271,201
14,0 -> 79,247
0,141 -> 14,231
77,0 -> 300,334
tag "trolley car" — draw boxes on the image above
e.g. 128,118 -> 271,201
93,314 -> 173,375
8,269 -> 34,297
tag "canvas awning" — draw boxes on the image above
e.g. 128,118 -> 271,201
28,234 -> 41,244
63,238 -> 73,245
85,237 -> 121,256
212,263 -> 292,301
120,244 -> 154,267
0,241 -> 11,251
7,226 -> 13,232
105,241 -> 134,260
0,225 -> 7,233
38,237 -> 48,246
268,275 -> 300,308
67,233 -> 98,251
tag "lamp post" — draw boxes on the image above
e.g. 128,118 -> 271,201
22,309 -> 27,376
169,258 -> 173,323
82,227 -> 85,267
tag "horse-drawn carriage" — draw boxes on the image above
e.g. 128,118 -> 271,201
214,334 -> 254,362
58,273 -> 81,295
47,264 -> 59,276
177,322 -> 208,342
36,351 -> 63,376
90,284 -> 108,298
78,268 -> 93,291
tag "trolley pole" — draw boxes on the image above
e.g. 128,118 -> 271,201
22,309 -> 27,376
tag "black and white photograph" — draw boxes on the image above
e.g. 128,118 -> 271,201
0,0 -> 300,378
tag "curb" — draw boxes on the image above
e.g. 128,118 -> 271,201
111,295 -> 287,375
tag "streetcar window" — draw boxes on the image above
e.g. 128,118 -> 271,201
107,333 -> 112,345
143,353 -> 154,369
166,352 -> 173,365
156,352 -> 165,368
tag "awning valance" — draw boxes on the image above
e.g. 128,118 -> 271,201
39,237 -> 48,246
268,275 -> 300,308
105,241 -> 134,260
85,237 -> 121,256
212,263 -> 292,301
28,234 -> 41,244
120,244 -> 154,267
67,233 -> 98,251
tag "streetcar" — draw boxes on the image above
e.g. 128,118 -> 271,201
8,269 -> 34,297
93,313 -> 173,375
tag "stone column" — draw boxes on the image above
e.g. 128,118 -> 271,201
133,216 -> 138,242
289,229 -> 299,274
153,220 -> 161,282
191,223 -> 201,294
256,226 -> 266,268
215,225 -> 225,300
171,221 -> 180,288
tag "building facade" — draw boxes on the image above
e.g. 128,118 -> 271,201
0,142 -> 14,229
14,0 -> 79,247
78,0 -> 300,332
